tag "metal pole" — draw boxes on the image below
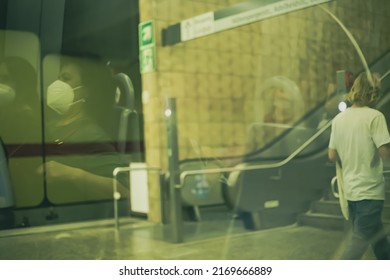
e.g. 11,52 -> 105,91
165,97 -> 183,243
112,166 -> 161,230
113,177 -> 119,230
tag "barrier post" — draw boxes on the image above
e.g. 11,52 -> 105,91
165,97 -> 183,243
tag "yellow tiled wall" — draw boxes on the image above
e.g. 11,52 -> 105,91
139,0 -> 390,222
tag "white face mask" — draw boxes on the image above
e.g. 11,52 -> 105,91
0,83 -> 16,106
47,80 -> 83,115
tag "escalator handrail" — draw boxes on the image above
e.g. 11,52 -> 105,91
179,119 -> 333,186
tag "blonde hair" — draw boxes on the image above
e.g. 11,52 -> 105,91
347,72 -> 381,106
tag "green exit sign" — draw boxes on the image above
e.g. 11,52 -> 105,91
139,20 -> 156,73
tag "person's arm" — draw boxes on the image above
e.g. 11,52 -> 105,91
38,161 -> 129,198
328,148 -> 340,162
378,143 -> 390,159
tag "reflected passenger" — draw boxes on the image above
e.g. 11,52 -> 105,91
246,76 -> 304,153
41,55 -> 128,204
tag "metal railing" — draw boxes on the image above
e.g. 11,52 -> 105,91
112,166 -> 162,230
180,119 -> 332,185
110,119 -> 332,243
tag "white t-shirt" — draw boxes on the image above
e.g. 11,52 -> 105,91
329,107 -> 390,201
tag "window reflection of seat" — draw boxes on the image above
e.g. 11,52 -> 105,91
112,73 -> 142,162
43,55 -> 130,205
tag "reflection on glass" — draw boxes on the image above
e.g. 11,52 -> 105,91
43,55 -> 129,204
246,76 -> 304,153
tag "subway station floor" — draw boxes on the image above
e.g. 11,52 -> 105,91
0,206 -> 377,260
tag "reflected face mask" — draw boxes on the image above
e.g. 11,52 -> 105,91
47,80 -> 83,115
0,83 -> 16,106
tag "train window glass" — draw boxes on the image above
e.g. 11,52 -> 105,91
40,0 -> 141,208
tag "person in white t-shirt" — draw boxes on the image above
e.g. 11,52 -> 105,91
328,71 -> 390,259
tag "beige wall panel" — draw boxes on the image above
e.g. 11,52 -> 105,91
206,74 -> 220,97
195,49 -> 209,73
170,0 -> 186,21
141,73 -> 159,110
231,98 -> 245,122
169,47 -> 186,72
146,148 -> 163,170
184,49 -> 198,72
207,32 -> 220,50
250,34 -> 262,55
220,98 -> 232,122
259,35 -> 273,56
168,74 -> 184,98
146,170 -> 162,222
218,52 -> 232,76
244,99 -> 255,123
232,122 -> 247,146
215,32 -> 230,52
177,98 -> 198,122
239,32 -> 252,54
176,1 -> 211,21
220,123 -> 236,147
143,97 -> 164,123
144,122 -> 165,149
186,123 -> 200,145
182,73 -> 199,97
198,99 -> 211,122
154,1 -> 170,20
158,72 -> 173,88
209,98 -> 222,122
229,30 -> 243,52
205,123 -> 223,146
207,52 -> 220,75
177,123 -> 190,151
242,77 -> 254,97
143,102 -> 154,123
297,39 -> 307,58
196,74 -> 209,97
219,75 -> 232,98
139,0 -> 153,22
231,76 -> 244,99
244,54 -> 256,76
157,47 -> 172,71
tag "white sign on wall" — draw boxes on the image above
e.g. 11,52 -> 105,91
180,12 -> 214,42
176,0 -> 332,43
